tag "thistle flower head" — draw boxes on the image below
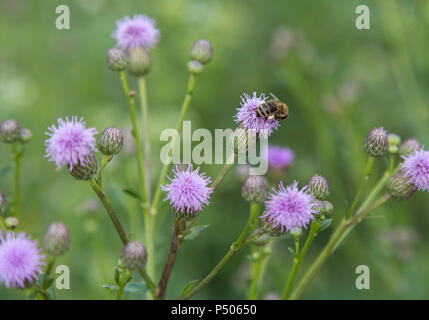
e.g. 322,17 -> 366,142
401,149 -> 429,192
121,241 -> 147,270
364,127 -> 389,157
43,222 -> 70,256
261,181 -> 317,233
0,119 -> 21,144
0,232 -> 45,288
69,153 -> 99,181
234,92 -> 280,139
97,126 -> 124,155
161,165 -> 213,220
399,138 -> 421,157
267,145 -> 294,169
241,175 -> 267,203
306,174 -> 330,200
106,47 -> 128,72
45,116 -> 97,169
387,171 -> 416,201
190,39 -> 212,64
112,15 -> 160,50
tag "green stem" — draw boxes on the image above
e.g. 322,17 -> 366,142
118,71 -> 154,278
248,239 -> 274,300
289,193 -> 390,300
181,204 -> 262,300
281,220 -> 320,299
10,143 -> 22,217
116,274 -> 131,300
211,153 -> 236,190
346,156 -> 374,218
151,73 -> 196,215
42,257 -> 56,290
98,155 -> 112,192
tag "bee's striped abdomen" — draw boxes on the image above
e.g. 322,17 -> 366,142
257,101 -> 277,118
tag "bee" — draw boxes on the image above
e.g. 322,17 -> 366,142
256,93 -> 288,120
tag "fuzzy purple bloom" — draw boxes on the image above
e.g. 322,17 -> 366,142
45,116 -> 97,169
234,92 -> 280,138
0,232 -> 45,288
162,165 -> 213,214
402,149 -> 429,192
261,181 -> 317,233
267,145 -> 294,168
112,15 -> 160,50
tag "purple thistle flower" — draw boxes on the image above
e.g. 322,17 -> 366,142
402,149 -> 429,192
45,116 -> 97,169
234,92 -> 280,138
267,145 -> 294,169
0,232 -> 45,288
112,15 -> 160,50
261,181 -> 317,233
161,165 -> 213,215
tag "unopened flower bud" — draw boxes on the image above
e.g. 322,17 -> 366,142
43,222 -> 70,256
190,39 -> 212,64
364,127 -> 388,157
260,216 -> 285,237
106,47 -> 128,72
121,241 -> 147,270
20,128 -> 32,143
399,138 -> 421,157
0,192 -> 7,215
252,234 -> 271,246
387,171 -> 416,201
231,126 -> 258,154
128,46 -> 151,77
4,217 -> 18,230
187,60 -> 203,75
289,228 -> 302,238
69,154 -> 98,181
0,120 -> 21,144
242,175 -> 267,203
306,174 -> 330,200
314,200 -> 334,215
388,133 -> 401,155
97,127 -> 124,155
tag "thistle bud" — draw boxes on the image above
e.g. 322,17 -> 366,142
388,133 -> 401,155
4,217 -> 18,230
174,210 -> 198,222
190,39 -> 212,64
128,47 -> 151,77
20,128 -> 32,143
97,127 -> 124,155
252,234 -> 271,246
387,171 -> 416,201
306,174 -> 330,200
0,119 -> 21,144
69,154 -> 98,181
187,60 -> 204,75
314,200 -> 334,215
106,47 -> 129,72
399,138 -> 421,157
0,192 -> 7,215
231,126 -> 258,154
121,241 -> 147,270
43,222 -> 70,256
260,217 -> 285,237
289,227 -> 302,238
364,127 -> 388,157
241,175 -> 267,203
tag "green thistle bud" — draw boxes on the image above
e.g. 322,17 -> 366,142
4,217 -> 18,230
97,127 -> 124,156
69,154 -> 98,181
306,174 -> 330,200
106,47 -> 129,72
314,200 -> 334,215
190,39 -> 212,64
187,60 -> 204,75
364,127 -> 388,157
121,241 -> 147,270
260,216 -> 285,237
252,234 -> 271,246
289,228 -> 302,238
386,171 -> 416,201
43,222 -> 70,256
20,128 -> 32,143
0,192 -> 7,215
231,126 -> 258,154
0,119 -> 21,144
399,138 -> 421,157
388,133 -> 401,155
241,175 -> 267,203
128,47 -> 151,77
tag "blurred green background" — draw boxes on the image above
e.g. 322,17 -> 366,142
1,0 -> 429,299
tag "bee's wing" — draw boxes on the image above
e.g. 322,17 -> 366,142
269,92 -> 280,100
